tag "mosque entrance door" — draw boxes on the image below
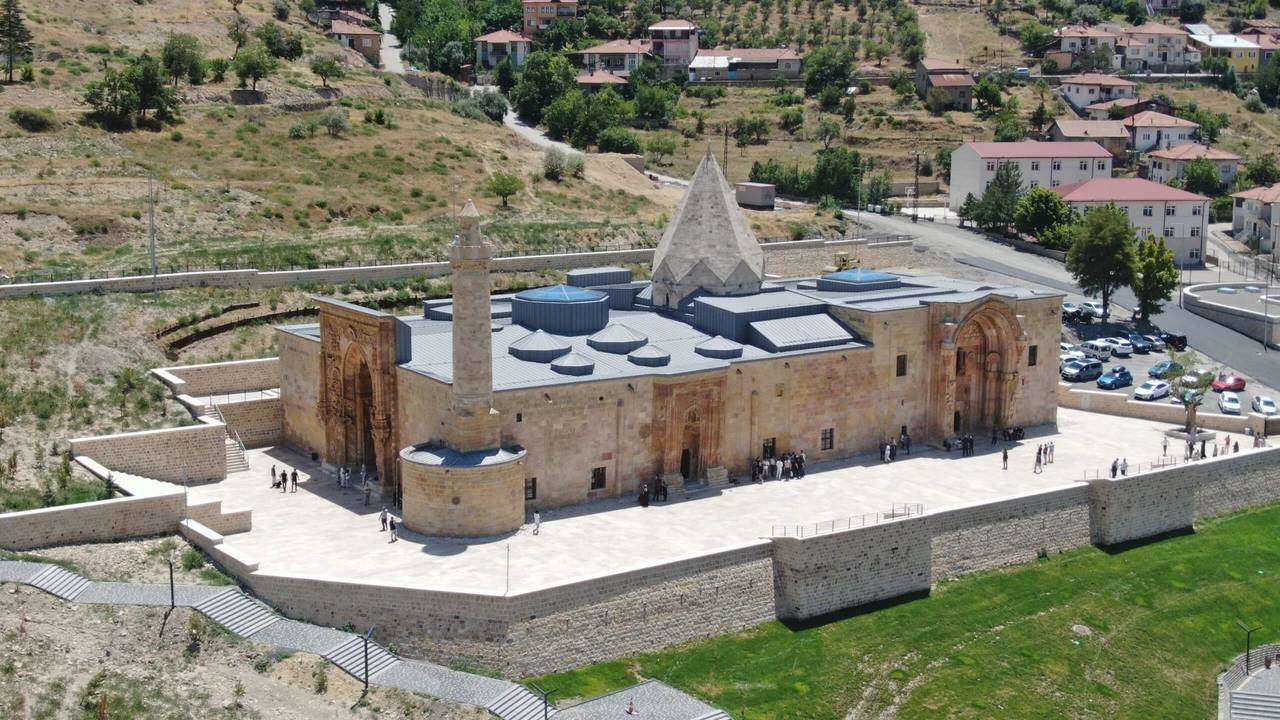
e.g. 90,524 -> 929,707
680,426 -> 700,480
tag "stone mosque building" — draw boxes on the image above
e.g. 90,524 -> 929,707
277,150 -> 1064,537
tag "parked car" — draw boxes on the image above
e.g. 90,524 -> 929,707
1143,335 -> 1167,352
1148,360 -> 1183,379
1101,337 -> 1133,357
1172,389 -> 1203,406
1126,334 -> 1152,353
1134,380 -> 1171,401
1080,301 -> 1107,319
1062,358 -> 1104,381
1060,341 -> 1082,356
1219,391 -> 1242,414
1253,396 -> 1278,416
1097,366 -> 1133,390
1181,368 -> 1214,386
1211,373 -> 1247,392
1060,353 -> 1081,368
1062,303 -> 1080,322
1158,331 -> 1188,350
1013,66 -> 1031,78
1080,340 -> 1113,361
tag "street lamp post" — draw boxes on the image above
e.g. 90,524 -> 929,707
167,549 -> 177,610
851,166 -> 865,238
1238,622 -> 1262,675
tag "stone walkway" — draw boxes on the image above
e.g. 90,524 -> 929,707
194,408 -> 1201,594
0,559 -> 724,720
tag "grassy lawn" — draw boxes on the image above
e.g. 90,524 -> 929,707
529,502 -> 1280,719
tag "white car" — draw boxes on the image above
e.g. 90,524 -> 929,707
1180,369 -> 1213,386
1060,342 -> 1085,359
1219,391 -> 1242,415
1134,380 -> 1170,401
1080,301 -> 1107,319
1253,395 -> 1278,416
1101,337 -> 1133,357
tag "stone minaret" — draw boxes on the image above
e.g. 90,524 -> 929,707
443,200 -> 501,453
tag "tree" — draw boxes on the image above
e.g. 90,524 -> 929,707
0,0 -> 34,83
573,87 -> 632,147
1066,203 -> 1137,319
309,54 -> 346,87
488,171 -> 525,206
779,106 -> 804,133
1179,0 -> 1206,22
320,109 -> 349,136
645,132 -> 677,163
1167,348 -> 1213,432
1244,154 -> 1280,186
1181,156 -> 1221,196
991,108 -> 1026,142
973,76 -> 1002,115
161,34 -> 204,88
83,69 -> 138,124
816,117 -> 841,150
232,41 -> 279,91
535,19 -> 587,51
840,96 -> 856,125
1123,0 -> 1145,23
817,85 -> 843,111
542,89 -> 586,141
803,43 -> 853,96
596,126 -> 642,154
226,16 -> 252,57
686,84 -> 727,107
972,161 -> 1022,235
1014,187 -> 1074,239
1131,234 -> 1180,322
1107,103 -> 1126,120
254,22 -> 304,61
925,87 -> 951,115
1019,21 -> 1053,52
933,147 -> 951,181
1256,54 -> 1280,107
1029,101 -> 1050,132
126,53 -> 176,120
511,52 -> 575,124
272,0 -> 291,20
634,84 -> 676,121
495,56 -> 517,96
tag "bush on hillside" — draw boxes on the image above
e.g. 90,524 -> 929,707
9,107 -> 57,132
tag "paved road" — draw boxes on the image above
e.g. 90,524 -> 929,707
378,3 -> 405,73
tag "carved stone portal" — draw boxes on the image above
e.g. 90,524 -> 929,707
652,376 -> 725,483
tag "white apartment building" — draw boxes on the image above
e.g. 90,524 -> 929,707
1232,183 -> 1280,254
949,142 -> 1113,211
1123,22 -> 1201,71
1146,143 -> 1240,187
1062,73 -> 1138,111
1050,178 -> 1209,264
1123,111 -> 1199,152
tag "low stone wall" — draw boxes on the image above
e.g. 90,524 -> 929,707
1218,642 -> 1280,719
981,231 -> 1068,262
1057,383 -> 1273,436
0,270 -> 258,299
69,419 -> 227,483
1183,282 -> 1280,350
153,358 -> 280,397
216,398 -> 282,449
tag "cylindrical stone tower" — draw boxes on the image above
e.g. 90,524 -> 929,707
443,200 -> 501,452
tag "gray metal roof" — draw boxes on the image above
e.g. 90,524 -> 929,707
400,443 -> 526,467
749,314 -> 855,352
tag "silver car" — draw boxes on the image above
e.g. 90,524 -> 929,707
1253,395 -> 1278,416
1142,335 -> 1167,352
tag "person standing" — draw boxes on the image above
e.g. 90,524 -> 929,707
282,470 -> 288,492
1120,458 -> 1128,476
533,511 -> 541,535
1110,459 -> 1118,478
1002,447 -> 1008,470
380,506 -> 389,531
389,516 -> 398,542
363,479 -> 372,506
991,427 -> 998,446
1034,449 -> 1042,474
1162,437 -> 1168,456
271,465 -> 277,488
903,435 -> 911,455
291,471 -> 298,492
1049,441 -> 1055,464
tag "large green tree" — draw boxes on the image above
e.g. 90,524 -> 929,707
231,41 -> 279,91
1180,156 -> 1221,196
803,43 -> 853,96
1066,203 -> 1137,318
970,161 -> 1022,235
161,33 -> 204,87
1130,235 -> 1181,322
125,52 -> 177,119
511,51 -> 575,124
1014,187 -> 1074,239
973,76 -> 1002,116
0,0 -> 34,83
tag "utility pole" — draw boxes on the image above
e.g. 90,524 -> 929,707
148,169 -> 157,301
909,150 -> 923,224
722,123 -> 730,174
851,165 -> 865,238
363,625 -> 377,694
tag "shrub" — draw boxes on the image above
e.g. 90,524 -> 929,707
566,153 -> 584,178
207,58 -> 230,83
181,547 -> 204,571
320,110 -> 349,136
289,119 -> 319,138
20,65 -> 34,83
9,107 -> 57,132
1246,93 -> 1266,113
542,147 -> 567,180
596,126 -> 642,154
272,0 -> 290,20
451,89 -> 507,123
170,130 -> 183,142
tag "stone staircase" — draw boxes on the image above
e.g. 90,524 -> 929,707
204,404 -> 249,473
1232,691 -> 1280,719
324,636 -> 401,682
28,565 -> 92,601
194,589 -> 281,637
486,686 -> 556,720
703,466 -> 731,488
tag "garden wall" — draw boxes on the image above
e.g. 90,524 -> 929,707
69,419 -> 227,484
1057,383 -> 1275,436
1183,282 -> 1280,350
153,358 -> 281,397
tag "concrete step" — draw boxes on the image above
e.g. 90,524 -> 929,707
703,466 -> 730,488
194,589 -> 280,637
323,636 -> 401,682
28,565 -> 92,601
486,685 -> 555,720
224,438 -> 249,472
1232,690 -> 1280,720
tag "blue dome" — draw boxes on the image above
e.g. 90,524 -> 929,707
822,268 -> 896,283
515,285 -> 607,303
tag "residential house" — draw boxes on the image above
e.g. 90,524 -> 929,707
1239,33 -> 1280,63
1244,19 -> 1280,36
1189,34 -> 1260,73
329,20 -> 381,66
1122,110 -> 1199,152
649,19 -> 699,68
1232,184 -> 1280,253
522,0 -> 578,36
1050,178 -> 1209,264
1122,22 -> 1200,72
1061,73 -> 1137,111
577,39 -> 652,74
576,69 -> 627,94
914,58 -> 976,111
473,30 -> 532,69
1146,143 -> 1240,187
948,141 -> 1113,211
318,8 -> 373,24
688,49 -> 803,81
1114,37 -> 1146,68
1084,96 -> 1175,120
1046,119 -> 1130,156
1051,24 -> 1122,70
1149,0 -> 1181,12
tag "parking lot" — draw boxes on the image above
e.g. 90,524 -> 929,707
1060,318 -> 1279,419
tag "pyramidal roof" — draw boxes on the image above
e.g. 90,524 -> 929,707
651,149 -> 764,306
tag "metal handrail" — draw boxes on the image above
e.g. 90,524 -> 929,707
234,430 -> 246,455
771,503 -> 924,538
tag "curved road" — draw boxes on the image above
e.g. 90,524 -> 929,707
378,3 -> 405,73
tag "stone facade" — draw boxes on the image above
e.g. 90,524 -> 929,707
400,452 -> 526,538
280,330 -> 326,456
69,420 -> 228,484
217,398 -> 283,449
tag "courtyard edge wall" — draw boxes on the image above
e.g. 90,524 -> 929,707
69,419 -> 228,484
153,358 -> 280,397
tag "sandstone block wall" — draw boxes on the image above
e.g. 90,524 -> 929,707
217,398 -> 282,449
70,420 -> 228,483
279,332 -> 325,457
400,455 -> 526,538
1190,446 -> 1280,519
1090,470 -> 1197,546
154,358 -> 280,397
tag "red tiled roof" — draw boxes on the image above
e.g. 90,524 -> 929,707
965,141 -> 1112,158
1121,110 -> 1198,128
1232,183 -> 1280,204
1051,178 -> 1209,202
1245,19 -> 1280,29
1116,37 -> 1144,47
329,20 -> 380,36
918,57 -> 967,70
578,39 -> 652,55
1064,73 -> 1138,87
522,0 -> 578,4
1050,120 -> 1130,138
577,70 -> 626,84
475,30 -> 529,43
1240,33 -> 1280,49
1147,144 -> 1240,161
928,73 -> 976,88
1126,22 -> 1189,36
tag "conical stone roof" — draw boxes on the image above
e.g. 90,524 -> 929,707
651,149 -> 765,308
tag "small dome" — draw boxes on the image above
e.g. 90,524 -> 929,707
512,284 -> 610,334
508,330 -> 572,363
515,285 -> 607,303
586,324 -> 648,354
628,344 -> 671,367
822,268 -> 896,283
551,352 -> 595,376
694,336 -> 744,360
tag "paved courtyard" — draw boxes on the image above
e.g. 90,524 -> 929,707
191,408 -> 1248,594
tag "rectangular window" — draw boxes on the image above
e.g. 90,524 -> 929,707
896,354 -> 907,377
1029,345 -> 1038,367
590,467 -> 606,490
762,437 -> 777,459
1097,161 -> 1106,170
1164,227 -> 1174,237
1053,160 -> 1062,170
1031,161 -> 1040,171
1190,248 -> 1201,259
1029,180 -> 1038,188
1166,206 -> 1176,216
1191,226 -> 1201,237
1143,206 -> 1154,216
516,412 -> 523,422
1079,161 -> 1088,170
524,477 -> 537,500
1051,179 -> 1060,187
821,428 -> 834,451
1192,205 -> 1202,216
986,161 -> 996,171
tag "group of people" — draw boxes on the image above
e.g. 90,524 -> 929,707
637,477 -> 670,507
749,452 -> 807,482
1033,442 -> 1055,473
1109,458 -> 1129,478
952,435 -> 979,457
270,465 -> 298,492
378,505 -> 398,542
880,435 -> 910,463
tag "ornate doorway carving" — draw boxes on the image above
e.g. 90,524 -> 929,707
937,302 -> 1025,436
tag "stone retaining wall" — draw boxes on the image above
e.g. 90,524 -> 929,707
69,420 -> 227,483
153,358 -> 280,397
1183,282 -> 1280,350
216,398 -> 282,449
1057,383 -> 1277,436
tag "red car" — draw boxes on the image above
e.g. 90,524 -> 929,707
1211,374 -> 1247,392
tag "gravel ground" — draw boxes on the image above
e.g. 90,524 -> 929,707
32,535 -> 234,586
